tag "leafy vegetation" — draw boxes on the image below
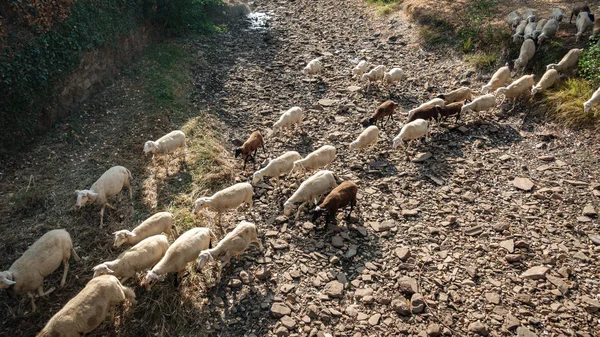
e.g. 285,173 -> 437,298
578,42 -> 600,86
543,78 -> 600,128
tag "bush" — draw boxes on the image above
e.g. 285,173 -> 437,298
578,43 -> 600,86
543,78 -> 599,128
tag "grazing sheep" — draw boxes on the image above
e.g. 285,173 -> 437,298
350,126 -> 379,151
92,235 -> 169,283
584,87 -> 600,113
407,105 -> 439,124
292,145 -> 336,173
75,166 -> 133,228
271,107 -> 303,136
392,119 -> 429,151
252,151 -> 302,186
514,39 -> 536,72
383,68 -> 405,85
312,181 -> 358,225
283,170 -> 338,221
303,58 -> 323,78
495,74 -> 535,106
196,221 -> 263,272
547,48 -> 583,73
37,275 -> 135,337
235,131 -> 265,171
532,18 -> 548,39
507,10 -> 521,30
512,20 -> 528,42
436,87 -> 474,104
361,100 -> 397,127
408,98 -> 445,118
361,65 -> 387,84
531,69 -> 559,96
352,60 -> 371,78
0,229 -> 80,312
112,212 -> 175,248
481,65 -> 511,94
141,227 -> 212,290
460,94 -> 497,114
143,130 -> 186,161
552,8 -> 565,22
570,4 -> 590,24
435,102 -> 463,122
521,8 -> 535,22
537,19 -> 559,44
523,21 -> 537,40
194,182 -> 254,227
576,12 -> 593,41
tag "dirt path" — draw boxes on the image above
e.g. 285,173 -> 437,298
1,0 -> 600,336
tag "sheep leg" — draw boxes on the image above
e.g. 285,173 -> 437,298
118,190 -> 123,202
99,205 -> 105,229
60,257 -> 69,288
243,157 -> 248,171
38,286 -> 55,297
120,276 -> 130,284
105,202 -> 117,210
261,143 -> 266,155
28,293 -> 37,313
295,201 -> 308,222
347,200 -> 355,220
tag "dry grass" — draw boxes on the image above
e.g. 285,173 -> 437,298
542,77 -> 600,128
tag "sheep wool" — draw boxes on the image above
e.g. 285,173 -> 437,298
576,12 -> 593,41
112,212 -> 174,248
514,39 -> 535,72
303,58 -> 323,77
584,87 -> 600,113
547,48 -> 583,73
251,151 -> 302,185
481,66 -> 511,94
271,107 -> 303,135
531,69 -> 559,96
292,145 -> 336,173
392,119 -> 429,150
352,60 -> 370,78
383,68 -> 405,85
143,130 -> 186,156
193,182 -> 254,225
461,94 -> 496,113
350,126 -> 379,151
283,170 -> 338,220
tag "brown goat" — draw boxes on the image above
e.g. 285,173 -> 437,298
435,102 -> 463,122
571,4 -> 590,24
312,181 -> 358,225
235,131 -> 265,170
361,100 -> 397,128
407,105 -> 439,124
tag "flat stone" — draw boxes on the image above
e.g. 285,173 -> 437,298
546,275 -> 569,295
324,280 -> 344,298
520,266 -> 549,280
465,225 -> 483,236
402,209 -> 419,216
577,216 -> 592,222
505,254 -> 522,263
280,315 -> 297,329
368,313 -> 381,325
588,234 -> 600,245
271,303 -> 291,318
581,296 -> 600,312
468,321 -> 489,336
516,326 -> 537,337
392,298 -> 411,316
514,177 -> 534,191
354,288 -> 374,299
411,293 -> 425,314
345,244 -> 358,258
331,235 -> 344,248
347,85 -> 362,92
426,174 -> 444,185
318,98 -> 338,106
370,220 -> 396,232
485,292 -> 501,304
504,314 -> 520,330
426,323 -> 441,336
499,154 -> 512,161
458,126 -> 469,133
398,277 -> 418,295
412,152 -> 432,162
500,239 -> 515,253
582,204 -> 597,216
395,247 -> 411,261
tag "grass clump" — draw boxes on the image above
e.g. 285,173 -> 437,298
543,78 -> 600,128
365,0 -> 403,15
417,16 -> 456,46
465,51 -> 497,70
579,43 -> 600,85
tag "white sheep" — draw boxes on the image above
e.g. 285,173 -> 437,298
361,65 -> 386,84
292,145 -> 336,173
507,10 -> 521,30
0,229 -> 80,312
514,39 -> 535,72
537,19 -> 559,44
37,275 -> 136,337
481,65 -> 511,94
512,21 -> 528,42
495,74 -> 535,99
271,107 -> 303,136
303,58 -> 323,78
143,130 -> 186,160
350,125 -> 379,151
196,221 -> 263,273
251,151 -> 302,186
523,21 -> 537,40
141,227 -> 213,290
531,69 -> 559,96
352,60 -> 371,78
547,48 -> 583,73
383,68 -> 405,85
436,87 -> 474,104
283,170 -> 338,221
521,8 -> 535,22
533,18 -> 548,36
576,12 -> 593,41
193,182 -> 254,226
460,94 -> 497,114
75,165 -> 133,228
392,119 -> 429,150
92,235 -> 169,283
584,87 -> 600,114
112,212 -> 175,248
552,8 -> 565,22
408,98 -> 445,118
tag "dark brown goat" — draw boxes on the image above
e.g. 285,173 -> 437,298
235,131 -> 265,170
407,105 -> 439,124
312,181 -> 358,225
571,4 -> 591,23
361,100 -> 397,128
435,102 -> 463,122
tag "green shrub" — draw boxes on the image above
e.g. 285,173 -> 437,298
578,43 -> 600,86
458,0 -> 498,52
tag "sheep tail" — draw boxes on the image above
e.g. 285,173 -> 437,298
71,247 -> 81,262
126,168 -> 133,182
122,286 -> 137,304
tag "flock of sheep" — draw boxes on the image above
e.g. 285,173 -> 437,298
3,5 -> 600,337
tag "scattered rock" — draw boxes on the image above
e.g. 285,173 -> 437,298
392,298 -> 411,316
280,315 -> 297,329
426,323 -> 441,337
412,152 -> 432,162
513,177 -> 534,191
368,313 -> 381,325
465,225 -> 483,236
395,247 -> 411,261
499,239 -> 514,253
467,321 -> 489,336
318,98 -> 338,107
582,204 -> 597,217
411,293 -> 425,314
271,303 -> 291,318
504,314 -> 520,330
516,326 -> 537,337
324,280 -> 344,298
331,235 -> 344,248
520,266 -> 549,280
485,292 -> 500,304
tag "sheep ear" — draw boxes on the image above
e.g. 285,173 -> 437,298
1,278 -> 16,286
126,232 -> 135,237
74,190 -> 80,195
106,267 -> 114,274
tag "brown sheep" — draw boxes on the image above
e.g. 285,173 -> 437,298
361,100 -> 397,128
312,181 -> 358,225
436,102 -> 463,122
235,131 -> 265,170
407,105 -> 439,124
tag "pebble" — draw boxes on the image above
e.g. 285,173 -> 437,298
271,303 -> 292,318
411,293 -> 425,314
513,177 -> 534,191
520,266 -> 549,280
467,321 -> 489,336
395,247 -> 411,261
499,239 -> 515,253
323,280 -> 344,298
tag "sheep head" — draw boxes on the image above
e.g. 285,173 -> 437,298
392,137 -> 404,150
195,251 -> 214,271
143,141 -> 158,154
141,270 -> 163,291
92,264 -> 114,278
283,201 -> 294,216
584,100 -> 593,113
531,86 -> 540,96
112,230 -> 134,248
251,171 -> 263,185
234,148 -> 243,158
0,271 -> 16,288
193,198 -> 210,213
75,190 -> 98,208
481,85 -> 491,94
349,141 -> 358,151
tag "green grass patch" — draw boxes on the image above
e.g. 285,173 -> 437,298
543,78 -> 600,128
365,0 -> 403,15
579,43 -> 600,85
465,51 -> 497,70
